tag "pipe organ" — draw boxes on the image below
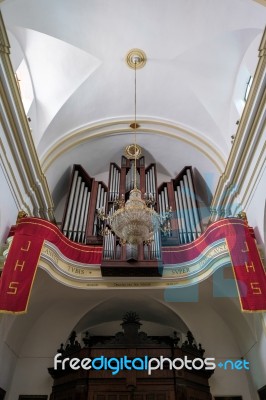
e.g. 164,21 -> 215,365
108,163 -> 120,201
62,165 -> 107,245
158,167 -> 202,245
61,156 -> 202,275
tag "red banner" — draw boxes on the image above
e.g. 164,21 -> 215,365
0,233 -> 43,314
162,218 -> 266,312
1,217 -> 265,313
226,223 -> 266,312
0,217 -> 102,314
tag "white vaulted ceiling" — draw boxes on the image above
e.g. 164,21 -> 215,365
1,0 -> 265,208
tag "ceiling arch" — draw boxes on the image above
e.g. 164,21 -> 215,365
1,0 -> 265,210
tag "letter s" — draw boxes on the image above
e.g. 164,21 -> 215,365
204,358 -> 216,370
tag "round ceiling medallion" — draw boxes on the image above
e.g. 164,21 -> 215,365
125,49 -> 147,69
124,144 -> 142,159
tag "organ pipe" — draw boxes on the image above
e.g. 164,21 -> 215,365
78,187 -> 88,243
110,165 -> 113,200
164,186 -> 169,210
180,180 -> 192,242
73,181 -> 85,242
184,175 -> 197,240
81,191 -> 90,243
68,176 -> 82,239
159,193 -> 163,216
62,170 -> 79,236
63,160 -> 202,261
174,190 -> 183,243
177,186 -> 187,243
62,166 -> 97,244
151,166 -> 156,195
161,190 -> 166,214
113,169 -> 117,199
187,169 -> 201,236
147,170 -> 150,194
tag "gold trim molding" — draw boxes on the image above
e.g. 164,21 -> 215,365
40,118 -> 226,175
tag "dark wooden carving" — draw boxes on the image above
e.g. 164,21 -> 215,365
48,315 -> 213,400
0,388 -> 6,400
258,385 -> 266,400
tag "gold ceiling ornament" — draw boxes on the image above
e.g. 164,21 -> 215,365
129,122 -> 140,129
125,143 -> 142,160
125,48 -> 147,69
98,51 -> 170,245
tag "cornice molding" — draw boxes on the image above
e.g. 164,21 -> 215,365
210,28 -> 266,220
0,12 -> 54,220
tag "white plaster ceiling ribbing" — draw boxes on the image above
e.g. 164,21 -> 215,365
1,0 -> 265,202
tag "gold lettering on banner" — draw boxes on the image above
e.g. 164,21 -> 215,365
7,281 -> 19,295
14,260 -> 25,272
241,241 -> 249,253
250,282 -> 262,295
43,246 -> 59,264
168,242 -> 228,276
171,267 -> 190,275
67,266 -> 85,275
21,241 -> 31,252
245,262 -> 255,273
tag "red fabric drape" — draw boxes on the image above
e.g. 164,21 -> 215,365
0,217 -> 102,314
162,218 -> 266,311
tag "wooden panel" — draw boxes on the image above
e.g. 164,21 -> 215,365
93,393 -> 167,400
18,396 -> 48,400
258,385 -> 266,400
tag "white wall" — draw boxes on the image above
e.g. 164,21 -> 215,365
0,270 -> 259,400
0,315 -> 18,394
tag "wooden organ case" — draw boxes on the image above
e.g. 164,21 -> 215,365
48,315 -> 214,400
61,154 -> 202,276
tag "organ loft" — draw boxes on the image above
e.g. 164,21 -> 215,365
61,146 -> 204,276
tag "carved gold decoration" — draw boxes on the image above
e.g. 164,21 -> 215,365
16,210 -> 28,224
125,144 -> 142,159
130,122 -> 140,129
238,211 -> 248,225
